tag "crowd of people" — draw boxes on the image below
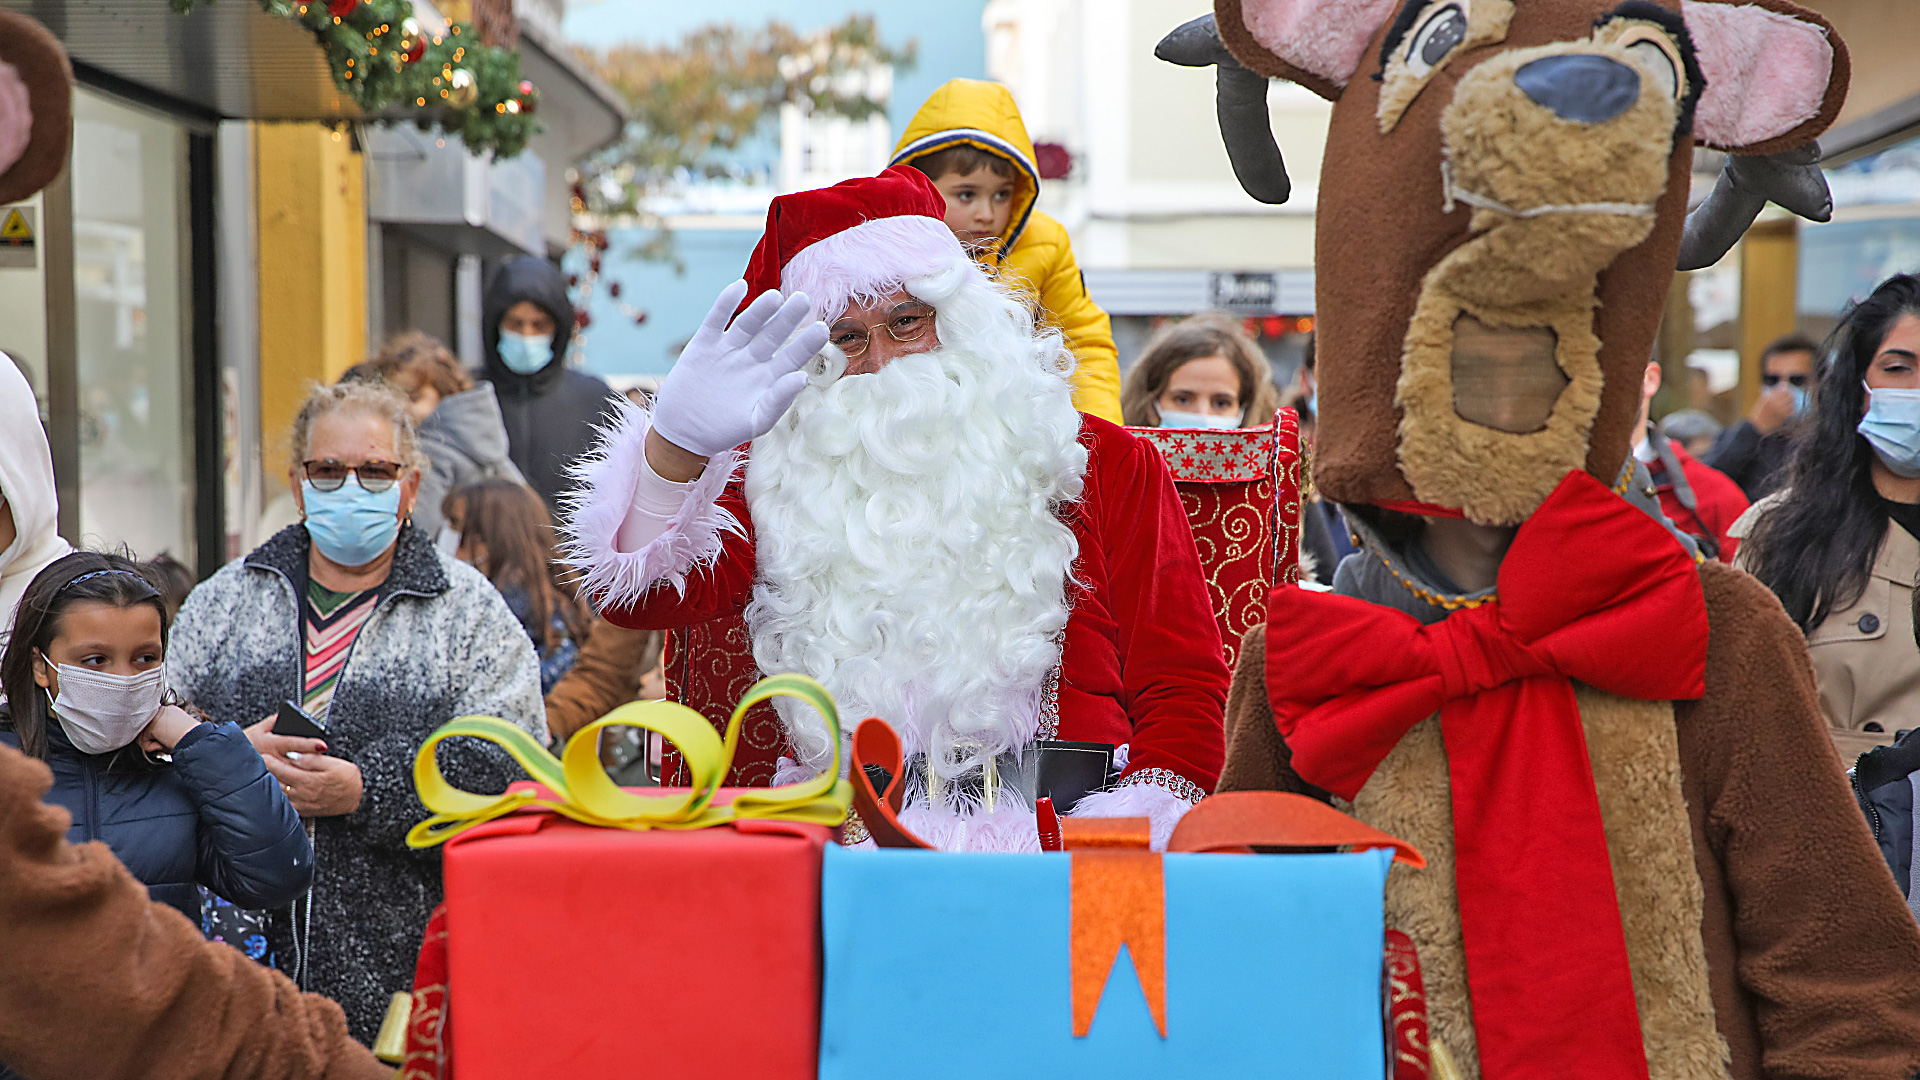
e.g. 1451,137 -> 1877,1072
1,53 -> 1919,1077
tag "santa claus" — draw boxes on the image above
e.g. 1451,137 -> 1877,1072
562,166 -> 1227,850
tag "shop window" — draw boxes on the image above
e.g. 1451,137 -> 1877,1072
71,90 -> 194,563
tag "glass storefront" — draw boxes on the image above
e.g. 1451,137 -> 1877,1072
70,90 -> 197,563
1801,135 -> 1920,341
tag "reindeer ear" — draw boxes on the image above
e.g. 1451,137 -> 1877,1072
1216,0 -> 1401,102
0,11 -> 71,205
1683,0 -> 1850,154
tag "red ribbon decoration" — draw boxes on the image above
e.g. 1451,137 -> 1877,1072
1265,470 -> 1708,1079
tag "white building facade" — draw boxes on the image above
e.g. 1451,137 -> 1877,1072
983,0 -> 1329,371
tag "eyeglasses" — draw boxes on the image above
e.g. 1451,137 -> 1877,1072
1761,373 -> 1810,388
828,301 -> 936,360
302,459 -> 405,493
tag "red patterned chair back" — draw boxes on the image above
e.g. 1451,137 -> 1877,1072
1125,409 -> 1302,670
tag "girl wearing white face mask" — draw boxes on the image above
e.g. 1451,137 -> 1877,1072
1119,311 -> 1281,430
1733,273 -> 1920,763
0,554 -> 311,930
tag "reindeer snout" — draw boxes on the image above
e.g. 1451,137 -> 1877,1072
1515,55 -> 1640,123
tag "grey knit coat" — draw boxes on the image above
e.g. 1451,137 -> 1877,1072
167,522 -> 543,1043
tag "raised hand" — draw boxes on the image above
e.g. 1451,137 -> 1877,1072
648,281 -> 830,472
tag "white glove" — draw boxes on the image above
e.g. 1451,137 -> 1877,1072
649,281 -> 830,458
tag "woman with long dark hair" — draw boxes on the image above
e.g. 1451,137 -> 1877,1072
0,552 -> 310,923
444,477 -> 590,693
1737,273 -> 1920,760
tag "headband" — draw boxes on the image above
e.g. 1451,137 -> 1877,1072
58,569 -> 158,595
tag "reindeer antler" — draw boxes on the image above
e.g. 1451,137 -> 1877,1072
1677,144 -> 1832,270
1155,15 -> 1292,206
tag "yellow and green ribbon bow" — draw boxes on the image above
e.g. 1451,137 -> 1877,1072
406,673 -> 852,848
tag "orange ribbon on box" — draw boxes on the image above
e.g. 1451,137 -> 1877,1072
1065,792 -> 1425,1041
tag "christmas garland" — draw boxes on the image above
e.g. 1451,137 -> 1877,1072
169,0 -> 540,159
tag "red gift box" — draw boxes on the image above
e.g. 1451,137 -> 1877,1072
436,802 -> 829,1080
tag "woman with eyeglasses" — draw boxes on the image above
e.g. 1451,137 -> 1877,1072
1733,274 -> 1920,763
164,381 -> 543,1045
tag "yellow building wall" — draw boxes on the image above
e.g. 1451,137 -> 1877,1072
1738,220 -> 1799,414
254,122 -> 366,480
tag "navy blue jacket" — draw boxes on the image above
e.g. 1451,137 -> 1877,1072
0,711 -> 312,921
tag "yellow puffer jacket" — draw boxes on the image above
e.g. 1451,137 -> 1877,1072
892,79 -> 1121,424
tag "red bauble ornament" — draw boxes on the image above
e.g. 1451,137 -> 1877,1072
608,281 -> 621,299
633,310 -> 648,326
399,17 -> 425,61
575,310 -> 592,329
326,0 -> 356,18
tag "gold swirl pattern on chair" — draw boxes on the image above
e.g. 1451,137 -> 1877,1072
404,673 -> 853,848
1129,414 -> 1296,671
663,618 -> 784,787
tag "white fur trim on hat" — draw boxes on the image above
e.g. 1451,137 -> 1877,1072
780,214 -> 968,324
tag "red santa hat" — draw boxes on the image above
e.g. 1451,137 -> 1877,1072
740,164 -> 968,324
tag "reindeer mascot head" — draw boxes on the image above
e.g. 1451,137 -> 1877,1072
1177,3 -> 1920,1077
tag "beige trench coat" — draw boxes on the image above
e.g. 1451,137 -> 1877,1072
1733,495 -> 1920,761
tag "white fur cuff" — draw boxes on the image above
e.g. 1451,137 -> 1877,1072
558,398 -> 745,612
1071,779 -> 1202,853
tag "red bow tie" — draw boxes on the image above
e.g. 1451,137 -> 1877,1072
1267,470 -> 1707,1079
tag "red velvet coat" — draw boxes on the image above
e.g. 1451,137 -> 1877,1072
601,415 -> 1229,793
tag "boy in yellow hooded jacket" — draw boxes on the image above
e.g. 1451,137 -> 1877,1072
892,79 -> 1122,423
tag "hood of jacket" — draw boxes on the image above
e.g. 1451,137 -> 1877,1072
0,355 -> 71,636
890,78 -> 1040,265
481,255 -> 577,395
418,382 -> 514,469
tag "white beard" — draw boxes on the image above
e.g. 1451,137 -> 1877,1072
743,267 -> 1087,802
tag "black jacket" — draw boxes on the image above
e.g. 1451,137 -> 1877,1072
1705,418 -> 1798,501
0,711 -> 311,921
479,255 -> 621,514
1853,727 -> 1920,906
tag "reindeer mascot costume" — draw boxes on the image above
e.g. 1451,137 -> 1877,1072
1162,1 -> 1920,1077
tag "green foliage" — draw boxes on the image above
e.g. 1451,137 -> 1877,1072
167,0 -> 540,159
578,15 -> 917,222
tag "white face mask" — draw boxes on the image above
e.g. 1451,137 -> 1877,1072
1158,409 -> 1241,430
42,658 -> 166,755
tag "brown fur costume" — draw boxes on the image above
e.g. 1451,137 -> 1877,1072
0,12 -> 388,1080
1198,0 -> 1920,1076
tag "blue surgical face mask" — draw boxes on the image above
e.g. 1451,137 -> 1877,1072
1858,383 -> 1920,479
303,480 -> 403,567
498,331 -> 554,375
1159,409 -> 1241,430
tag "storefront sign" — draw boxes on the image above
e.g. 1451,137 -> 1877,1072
1210,271 -> 1277,312
0,206 -> 34,269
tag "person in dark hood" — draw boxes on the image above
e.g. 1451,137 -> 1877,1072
479,255 -> 622,513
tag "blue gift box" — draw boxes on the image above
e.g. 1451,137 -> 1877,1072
818,843 -> 1395,1079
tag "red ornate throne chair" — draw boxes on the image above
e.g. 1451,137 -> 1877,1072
1125,408 -> 1303,670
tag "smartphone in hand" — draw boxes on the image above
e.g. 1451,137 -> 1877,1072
274,701 -> 329,746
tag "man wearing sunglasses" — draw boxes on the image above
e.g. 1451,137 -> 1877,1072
1706,333 -> 1820,500
562,166 -> 1227,852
